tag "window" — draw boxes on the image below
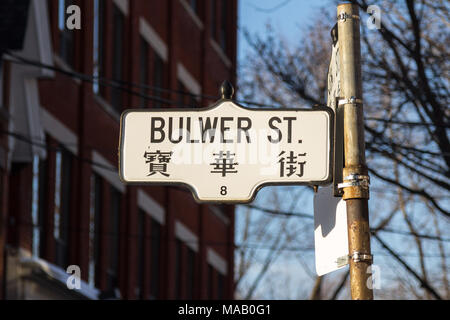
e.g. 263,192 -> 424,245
58,0 -> 75,66
219,0 -> 227,52
189,0 -> 198,14
139,38 -> 149,108
177,81 -> 197,108
89,174 -> 102,288
136,209 -> 145,299
152,53 -> 164,108
0,59 -> 4,107
150,218 -> 161,299
107,186 -> 121,292
31,155 -> 47,258
54,147 -> 72,268
210,0 -> 217,40
210,0 -> 228,53
208,265 -> 214,298
175,239 -> 182,299
93,0 -> 105,95
217,273 -> 224,300
186,248 -> 196,299
111,5 -> 124,113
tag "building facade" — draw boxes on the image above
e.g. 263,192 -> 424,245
0,0 -> 237,299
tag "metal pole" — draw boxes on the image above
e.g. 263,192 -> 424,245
337,3 -> 374,300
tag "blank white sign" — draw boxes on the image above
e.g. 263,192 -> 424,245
314,185 -> 349,276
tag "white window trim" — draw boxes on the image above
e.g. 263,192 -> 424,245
0,146 -> 6,169
137,189 -> 165,225
34,0 -> 54,77
92,150 -> 125,193
40,107 -> 78,155
207,247 -> 227,275
177,63 -> 201,96
93,94 -> 120,123
113,0 -> 129,15
17,249 -> 99,299
52,54 -> 81,84
210,205 -> 230,225
178,0 -> 204,30
175,220 -> 198,252
210,39 -> 232,69
139,17 -> 168,62
24,79 -> 46,159
0,59 -> 3,106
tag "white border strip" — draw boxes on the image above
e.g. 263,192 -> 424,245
139,18 -> 168,62
33,0 -> 55,77
210,205 -> 230,225
178,0 -> 204,30
40,108 -> 78,154
17,249 -> 99,299
207,247 -> 227,275
92,150 -> 125,193
175,220 -> 198,252
24,79 -> 46,159
177,63 -> 201,96
210,39 -> 232,69
137,190 -> 165,225
113,0 -> 129,15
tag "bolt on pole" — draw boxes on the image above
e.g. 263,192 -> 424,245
337,3 -> 374,300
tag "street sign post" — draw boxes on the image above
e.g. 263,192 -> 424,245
119,87 -> 333,203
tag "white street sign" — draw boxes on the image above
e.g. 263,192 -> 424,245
314,185 -> 349,276
119,100 -> 333,202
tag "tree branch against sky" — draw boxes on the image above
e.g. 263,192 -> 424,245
237,0 -> 449,299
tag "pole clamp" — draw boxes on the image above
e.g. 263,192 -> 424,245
350,251 -> 373,263
337,174 -> 370,190
338,96 -> 363,106
338,12 -> 360,22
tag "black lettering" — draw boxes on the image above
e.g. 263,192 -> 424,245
150,117 -> 165,143
267,117 -> 282,143
237,117 -> 252,143
186,117 -> 199,143
220,117 -> 233,143
283,117 -> 296,143
199,117 -> 218,143
168,117 -> 183,143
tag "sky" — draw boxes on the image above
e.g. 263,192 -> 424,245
235,0 -> 338,299
237,0 -> 332,62
234,0 -> 450,299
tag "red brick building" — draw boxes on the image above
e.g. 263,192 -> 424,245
0,0 -> 237,299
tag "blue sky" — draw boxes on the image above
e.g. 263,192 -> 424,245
234,0 -> 450,299
238,0 -> 332,61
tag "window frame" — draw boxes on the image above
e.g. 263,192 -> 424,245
149,218 -> 162,299
186,247 -> 196,299
107,185 -> 121,292
54,146 -> 72,268
219,0 -> 227,53
136,209 -> 146,298
152,52 -> 165,108
175,239 -> 183,299
88,173 -> 102,288
93,0 -> 105,96
58,0 -> 75,67
111,4 -> 125,113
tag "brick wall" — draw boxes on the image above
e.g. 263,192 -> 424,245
3,0 -> 237,300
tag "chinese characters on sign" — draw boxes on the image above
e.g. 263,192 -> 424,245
210,151 -> 239,177
278,151 -> 307,178
120,101 -> 332,202
143,150 -> 172,177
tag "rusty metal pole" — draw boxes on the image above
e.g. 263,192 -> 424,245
337,3 -> 374,300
